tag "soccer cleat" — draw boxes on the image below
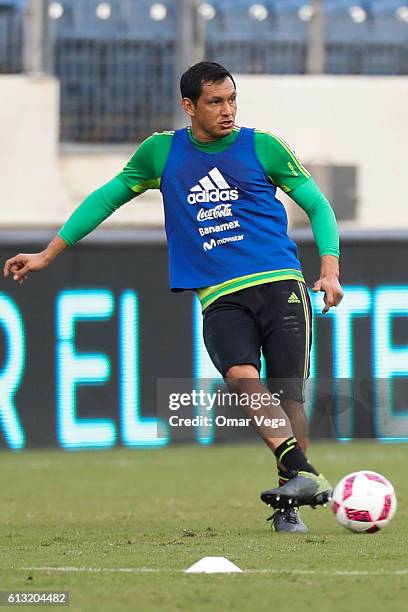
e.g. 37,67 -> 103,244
260,471 -> 333,509
267,507 -> 309,533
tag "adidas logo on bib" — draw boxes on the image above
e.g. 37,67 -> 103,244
188,167 -> 239,205
288,292 -> 301,304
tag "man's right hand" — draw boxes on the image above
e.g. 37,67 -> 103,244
3,252 -> 50,284
3,235 -> 68,284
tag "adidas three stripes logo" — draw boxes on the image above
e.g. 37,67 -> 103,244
187,167 -> 239,204
288,292 -> 301,304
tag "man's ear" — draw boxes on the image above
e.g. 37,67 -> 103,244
181,97 -> 196,118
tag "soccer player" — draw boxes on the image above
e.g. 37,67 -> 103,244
4,62 -> 343,533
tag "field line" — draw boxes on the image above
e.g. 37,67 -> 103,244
20,567 -> 163,573
19,566 -> 408,576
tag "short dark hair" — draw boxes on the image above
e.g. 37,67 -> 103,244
180,61 -> 236,103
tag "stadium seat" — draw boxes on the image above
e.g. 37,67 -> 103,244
2,0 -> 407,141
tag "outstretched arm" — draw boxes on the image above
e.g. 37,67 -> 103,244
289,178 -> 343,313
3,133 -> 165,284
3,177 -> 134,284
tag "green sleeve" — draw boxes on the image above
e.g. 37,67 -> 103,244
58,177 -> 135,246
254,131 -> 311,193
116,131 -> 173,193
58,132 -> 174,246
290,178 -> 340,257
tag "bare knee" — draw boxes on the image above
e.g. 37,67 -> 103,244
225,364 -> 259,394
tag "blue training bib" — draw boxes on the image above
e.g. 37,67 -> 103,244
160,127 -> 301,290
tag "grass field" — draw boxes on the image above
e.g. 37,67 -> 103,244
0,442 -> 406,611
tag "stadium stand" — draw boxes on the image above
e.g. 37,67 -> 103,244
1,0 -> 407,141
0,0 -> 24,73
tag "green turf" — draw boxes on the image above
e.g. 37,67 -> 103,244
0,442 -> 406,611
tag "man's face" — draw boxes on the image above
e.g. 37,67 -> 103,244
184,77 -> 237,140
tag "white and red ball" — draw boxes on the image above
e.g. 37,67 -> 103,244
331,471 -> 397,533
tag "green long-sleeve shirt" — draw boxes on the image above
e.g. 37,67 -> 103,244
59,127 -> 339,308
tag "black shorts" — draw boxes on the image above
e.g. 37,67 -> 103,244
202,280 -> 312,402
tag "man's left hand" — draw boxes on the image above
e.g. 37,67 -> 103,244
312,255 -> 344,314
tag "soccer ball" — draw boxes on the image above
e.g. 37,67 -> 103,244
331,471 -> 397,533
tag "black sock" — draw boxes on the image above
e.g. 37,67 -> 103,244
274,437 -> 318,476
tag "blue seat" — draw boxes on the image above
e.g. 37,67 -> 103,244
45,0 -> 408,141
0,0 -> 23,72
54,0 -> 174,40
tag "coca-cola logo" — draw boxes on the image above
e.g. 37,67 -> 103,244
197,204 -> 233,222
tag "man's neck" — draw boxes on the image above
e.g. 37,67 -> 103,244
188,126 -> 238,146
189,125 -> 219,143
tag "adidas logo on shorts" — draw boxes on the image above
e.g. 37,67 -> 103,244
188,167 -> 239,205
288,292 -> 301,304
